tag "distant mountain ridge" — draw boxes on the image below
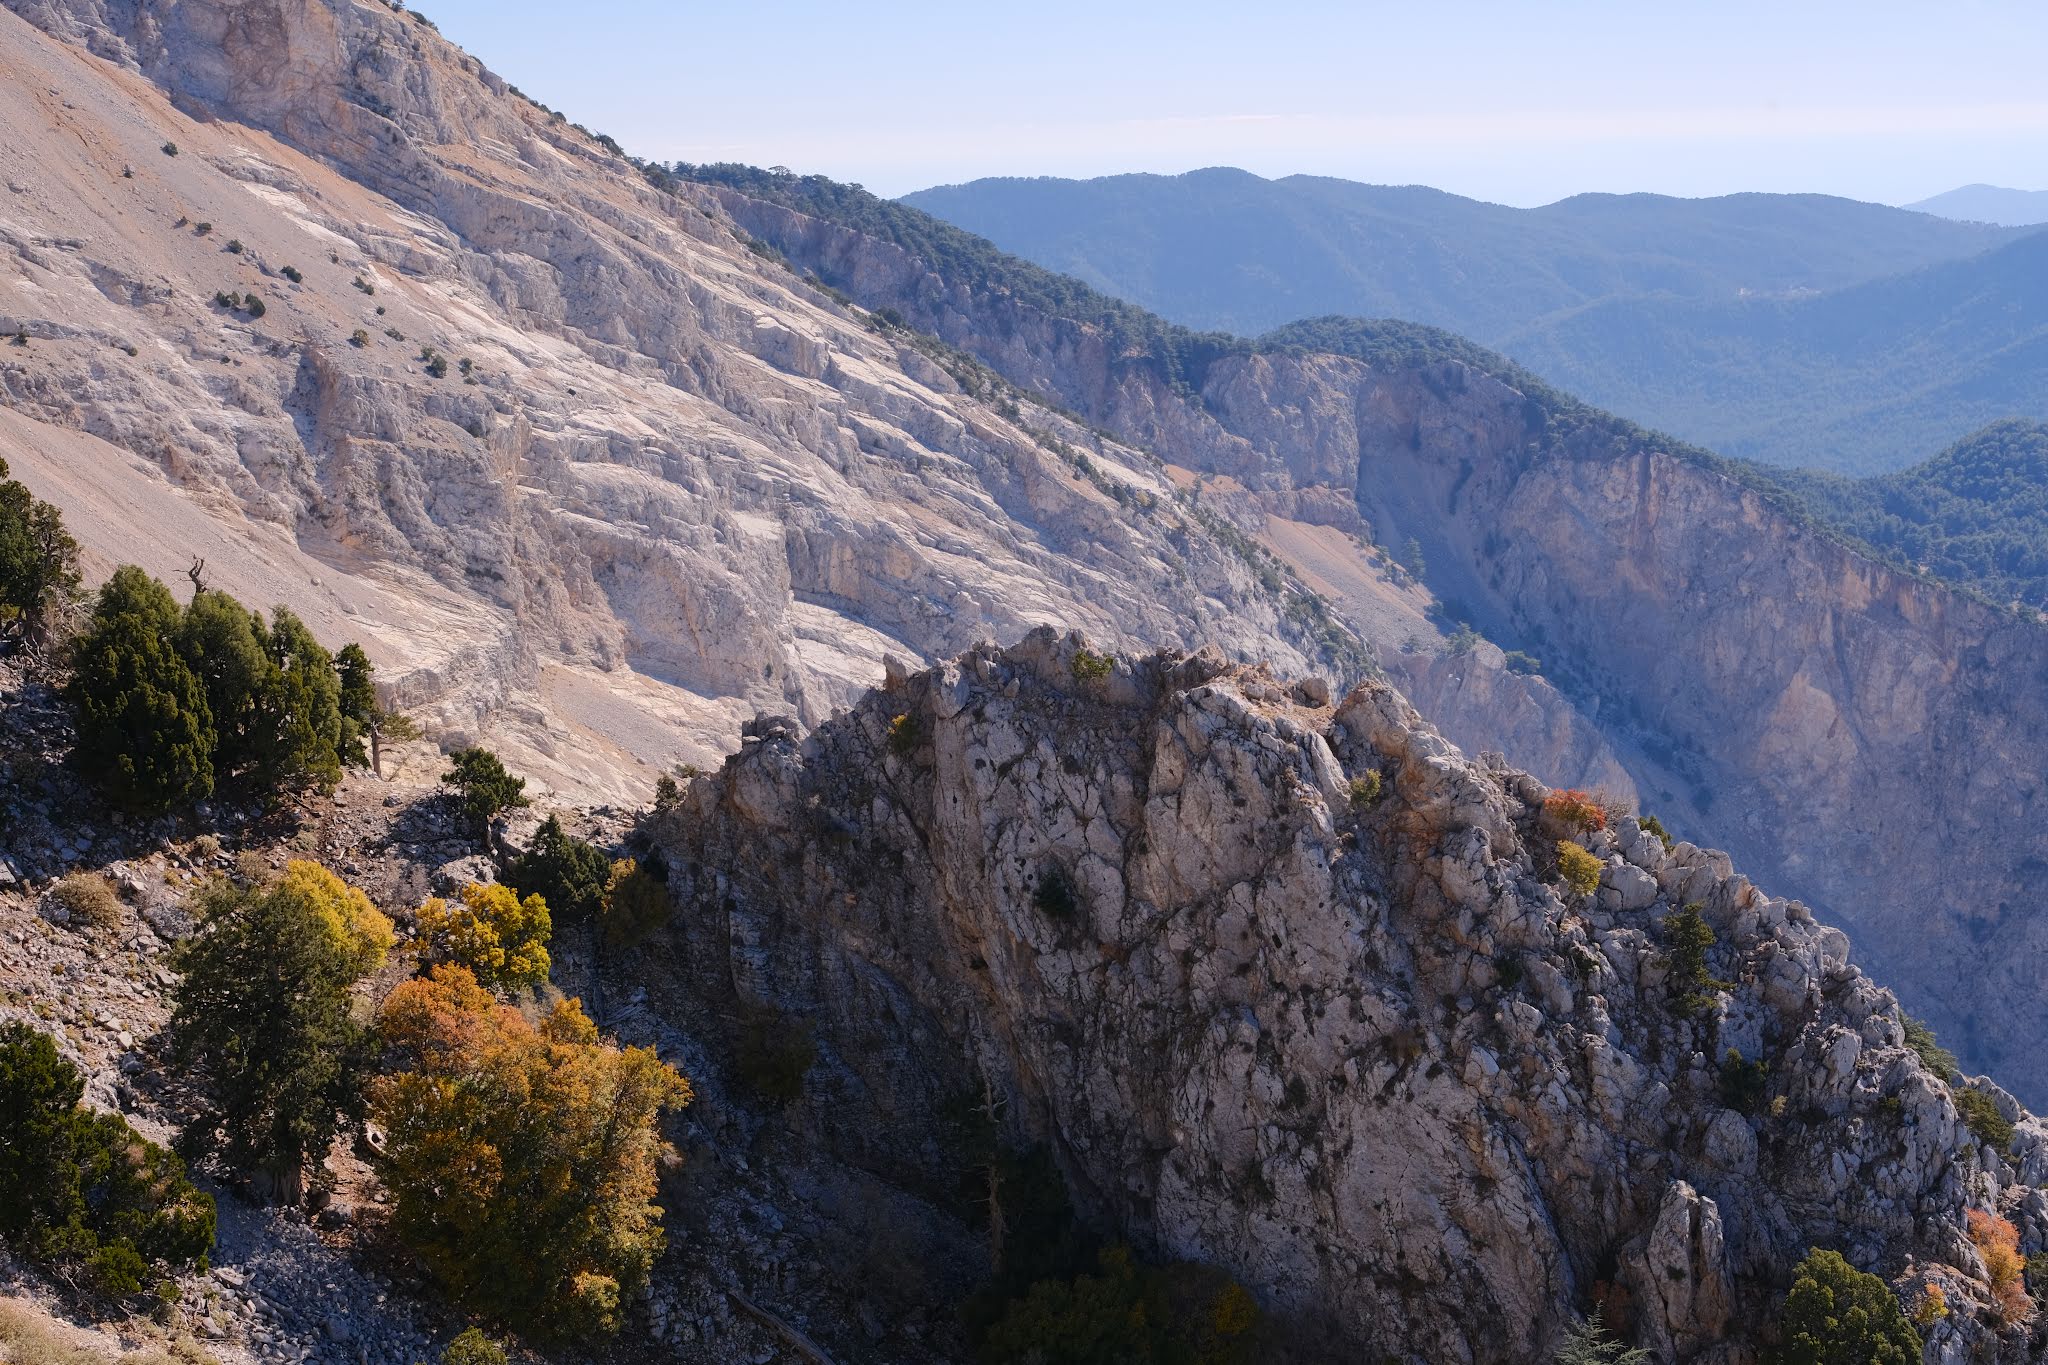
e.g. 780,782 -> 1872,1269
902,168 -> 2021,340
1908,183 -> 2048,227
904,168 -> 2048,472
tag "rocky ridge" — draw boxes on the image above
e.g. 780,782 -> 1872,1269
653,629 -> 2046,1362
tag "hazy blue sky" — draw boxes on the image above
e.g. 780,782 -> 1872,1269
416,0 -> 2048,205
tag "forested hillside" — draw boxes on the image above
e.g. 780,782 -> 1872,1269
1501,231 -> 2048,473
1759,420 -> 2048,609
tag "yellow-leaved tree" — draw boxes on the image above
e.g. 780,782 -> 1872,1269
415,881 -> 550,992
371,966 -> 691,1338
275,858 -> 395,976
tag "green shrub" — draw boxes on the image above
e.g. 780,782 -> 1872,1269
250,607 -> 339,791
0,1023 -> 215,1298
1070,648 -> 1113,683
1774,1248 -> 1920,1365
349,328 -> 369,347
334,642 -> 414,773
1502,649 -> 1542,675
335,641 -> 374,767
887,711 -> 923,756
67,567 -> 215,814
736,1006 -> 816,1106
225,239 -> 243,255
49,872 -> 121,932
599,857 -> 669,948
243,295 -> 265,318
1636,813 -> 1672,848
177,594 -> 342,799
280,265 -> 302,283
1556,841 -> 1602,898
1661,904 -> 1731,1016
442,746 -> 527,835
1956,1088 -> 2015,1153
1718,1048 -> 1770,1116
1347,771 -> 1383,808
1033,867 -> 1079,921
1902,1015 -> 1958,1080
978,1244 -> 1259,1365
160,141 -> 177,156
441,1329 -> 508,1365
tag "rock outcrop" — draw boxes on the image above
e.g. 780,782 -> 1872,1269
654,631 -> 2048,1361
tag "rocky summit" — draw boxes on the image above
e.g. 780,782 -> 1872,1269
654,630 -> 2044,1362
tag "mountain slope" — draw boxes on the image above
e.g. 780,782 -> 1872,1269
691,167 -> 2048,1104
901,168 -> 2021,339
1909,183 -> 2048,227
8,0 -> 2048,1106
0,0 -> 1395,803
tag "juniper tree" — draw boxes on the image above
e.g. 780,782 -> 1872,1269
170,863 -> 393,1199
66,566 -> 214,814
0,458 -> 81,654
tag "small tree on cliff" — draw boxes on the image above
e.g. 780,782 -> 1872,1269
336,642 -> 418,775
443,746 -> 527,837
1554,1309 -> 1648,1364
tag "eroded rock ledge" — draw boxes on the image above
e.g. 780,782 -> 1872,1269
654,629 -> 2045,1361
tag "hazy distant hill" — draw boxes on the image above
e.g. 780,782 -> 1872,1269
1761,419 -> 2048,608
1908,183 -> 2048,227
904,169 -> 2047,472
1502,230 -> 2048,473
902,168 -> 2022,339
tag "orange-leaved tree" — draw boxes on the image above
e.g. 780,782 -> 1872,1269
1967,1208 -> 2032,1325
1543,789 -> 1608,834
371,966 -> 691,1338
